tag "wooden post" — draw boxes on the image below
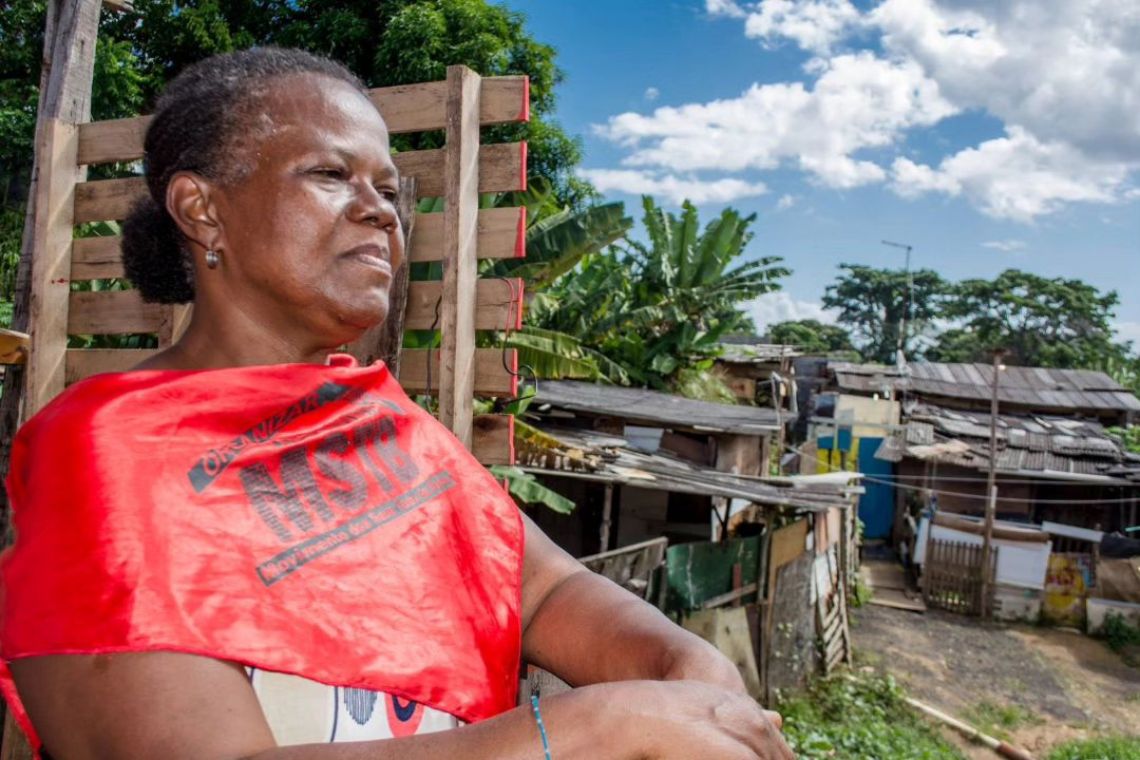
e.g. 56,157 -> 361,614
1,4 -> 113,756
0,0 -> 103,528
981,349 -> 1006,618
23,119 -> 80,417
438,65 -> 481,448
599,483 -> 614,553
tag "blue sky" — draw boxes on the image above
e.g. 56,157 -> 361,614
503,0 -> 1140,346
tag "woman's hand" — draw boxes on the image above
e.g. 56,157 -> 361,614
600,679 -> 794,760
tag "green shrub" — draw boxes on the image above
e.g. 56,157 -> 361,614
777,671 -> 963,759
1047,736 -> 1140,760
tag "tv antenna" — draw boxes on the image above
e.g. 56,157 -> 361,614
882,240 -> 913,369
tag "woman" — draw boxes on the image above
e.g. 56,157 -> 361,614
0,48 -> 793,759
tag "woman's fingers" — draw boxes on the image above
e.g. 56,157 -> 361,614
763,710 -> 783,730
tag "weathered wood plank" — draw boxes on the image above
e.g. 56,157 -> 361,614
399,348 -> 516,397
25,121 -> 81,416
471,414 -> 514,466
71,234 -> 122,278
65,348 -> 155,383
438,65 -> 482,448
410,206 -> 525,263
72,143 -> 526,223
67,289 -> 165,334
67,279 -> 522,336
71,206 -> 525,280
76,76 -> 529,165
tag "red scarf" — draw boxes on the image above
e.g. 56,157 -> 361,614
0,355 -> 523,749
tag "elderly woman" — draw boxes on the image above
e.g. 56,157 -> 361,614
0,48 -> 792,760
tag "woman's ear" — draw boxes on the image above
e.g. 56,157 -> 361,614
166,171 -> 223,253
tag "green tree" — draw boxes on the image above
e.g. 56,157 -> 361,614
533,196 -> 790,397
97,0 -> 591,207
822,264 -> 948,364
931,269 -> 1128,368
767,319 -> 856,356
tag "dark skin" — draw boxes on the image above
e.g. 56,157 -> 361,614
10,73 -> 794,760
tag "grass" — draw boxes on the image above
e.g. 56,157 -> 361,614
1101,613 -> 1140,667
962,699 -> 1042,741
777,670 -> 964,759
1047,736 -> 1140,760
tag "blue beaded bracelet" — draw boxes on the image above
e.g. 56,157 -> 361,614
531,694 -> 553,760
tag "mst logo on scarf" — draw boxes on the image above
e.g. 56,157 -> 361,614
0,357 -> 523,751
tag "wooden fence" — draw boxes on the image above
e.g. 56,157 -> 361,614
922,539 -> 996,615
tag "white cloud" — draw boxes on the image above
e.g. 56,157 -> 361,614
743,0 -> 863,55
871,0 -> 1140,163
980,239 -> 1026,252
577,169 -> 768,205
1116,321 -> 1140,348
746,291 -> 836,329
889,127 -> 1128,221
644,86 -> 660,102
593,53 -> 955,190
596,0 -> 1140,221
776,193 -> 798,210
706,0 -> 747,19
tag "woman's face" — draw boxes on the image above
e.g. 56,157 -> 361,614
208,74 -> 403,348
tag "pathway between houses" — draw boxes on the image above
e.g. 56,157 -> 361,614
850,604 -> 1140,758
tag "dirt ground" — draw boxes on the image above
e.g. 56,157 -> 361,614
850,603 -> 1140,759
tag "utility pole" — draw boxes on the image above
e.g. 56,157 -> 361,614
882,240 -> 913,369
981,348 -> 1007,618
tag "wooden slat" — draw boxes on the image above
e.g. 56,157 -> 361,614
438,65 -> 481,448
72,143 -> 526,224
393,141 -> 525,198
399,348 -> 517,397
25,120 -> 81,415
471,414 -> 514,466
71,205 -> 526,279
66,348 -> 156,383
76,76 -> 529,165
410,206 -> 525,263
404,278 -> 522,333
67,280 -> 521,336
71,234 -> 122,278
67,289 -> 165,334
63,346 -> 517,395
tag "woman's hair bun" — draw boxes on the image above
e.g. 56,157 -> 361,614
120,195 -> 195,304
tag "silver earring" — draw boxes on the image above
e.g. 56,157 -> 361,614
205,249 -> 220,269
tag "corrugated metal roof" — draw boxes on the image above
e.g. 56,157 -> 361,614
900,402 -> 1139,483
524,426 -> 856,511
830,361 -> 1140,413
535,380 -> 781,435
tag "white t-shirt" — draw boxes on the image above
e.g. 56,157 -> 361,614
248,667 -> 460,744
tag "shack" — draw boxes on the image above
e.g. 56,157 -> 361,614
520,380 -> 863,698
806,361 -> 1140,540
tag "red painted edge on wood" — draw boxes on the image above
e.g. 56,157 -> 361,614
507,414 -> 516,466
514,279 -> 524,330
518,142 -> 528,190
514,206 -> 527,258
520,78 -> 531,123
508,349 -> 519,399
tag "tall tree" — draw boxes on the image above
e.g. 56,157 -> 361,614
931,269 -> 1127,368
766,319 -> 857,356
822,264 -> 947,364
0,0 -> 594,322
533,196 -> 790,396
